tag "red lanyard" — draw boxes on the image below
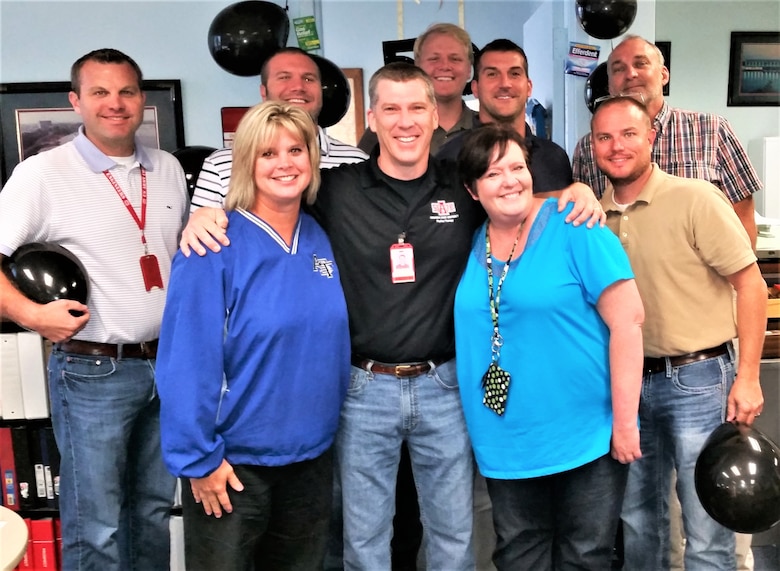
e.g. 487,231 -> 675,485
104,168 -> 148,253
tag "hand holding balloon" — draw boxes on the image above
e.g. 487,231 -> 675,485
29,299 -> 90,343
695,421 -> 780,534
727,374 -> 764,425
1,242 -> 91,341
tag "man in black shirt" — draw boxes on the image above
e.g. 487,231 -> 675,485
438,39 -> 573,197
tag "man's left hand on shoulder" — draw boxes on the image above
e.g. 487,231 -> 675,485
556,182 -> 606,228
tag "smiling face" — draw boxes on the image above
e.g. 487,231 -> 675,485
607,37 -> 669,115
261,51 -> 323,120
416,32 -> 472,104
253,127 -> 312,211
469,140 -> 534,225
68,60 -> 145,156
367,77 -> 438,180
591,98 -> 656,189
472,50 -> 532,128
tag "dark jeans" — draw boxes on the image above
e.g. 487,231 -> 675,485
486,453 -> 628,571
182,449 -> 333,571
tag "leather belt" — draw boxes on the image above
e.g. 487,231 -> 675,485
55,339 -> 158,360
644,343 -> 730,375
351,356 -> 450,378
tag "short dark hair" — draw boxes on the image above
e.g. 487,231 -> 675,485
475,39 -> 529,77
260,47 -> 321,89
457,123 -> 529,193
70,49 -> 143,95
368,62 -> 435,109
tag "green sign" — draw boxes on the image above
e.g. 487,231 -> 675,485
293,16 -> 321,52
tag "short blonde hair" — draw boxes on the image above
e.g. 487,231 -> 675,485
414,23 -> 473,66
226,101 -> 321,211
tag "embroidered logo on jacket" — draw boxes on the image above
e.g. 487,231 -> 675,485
313,255 -> 335,278
429,200 -> 459,223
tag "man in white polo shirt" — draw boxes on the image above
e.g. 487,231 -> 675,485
0,48 -> 188,570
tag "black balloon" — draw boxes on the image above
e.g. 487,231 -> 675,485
695,422 -> 780,533
2,243 -> 89,309
208,1 -> 289,77
311,54 -> 350,129
173,146 -> 218,199
576,0 -> 638,40
584,62 -> 609,113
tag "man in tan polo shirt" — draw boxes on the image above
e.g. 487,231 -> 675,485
591,95 -> 766,571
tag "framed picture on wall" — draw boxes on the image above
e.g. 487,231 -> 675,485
727,31 -> 780,107
0,80 -> 185,183
655,41 -> 671,96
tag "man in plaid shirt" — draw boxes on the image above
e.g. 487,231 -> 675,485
572,35 -> 761,249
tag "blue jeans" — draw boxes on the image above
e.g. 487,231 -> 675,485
621,348 -> 737,571
486,453 -> 628,571
182,451 -> 333,570
336,359 -> 474,570
48,350 -> 176,571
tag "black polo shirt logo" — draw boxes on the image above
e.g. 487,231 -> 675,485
429,200 -> 459,224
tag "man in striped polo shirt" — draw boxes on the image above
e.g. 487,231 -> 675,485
190,47 -> 367,212
0,48 -> 188,570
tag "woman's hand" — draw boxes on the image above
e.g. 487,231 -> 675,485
611,424 -> 642,464
190,459 -> 244,517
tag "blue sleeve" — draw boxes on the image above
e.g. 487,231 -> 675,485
560,202 -> 634,306
156,248 -> 229,478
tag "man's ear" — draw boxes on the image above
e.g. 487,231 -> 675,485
661,65 -> 670,88
68,91 -> 81,114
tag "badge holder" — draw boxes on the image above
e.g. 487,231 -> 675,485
390,237 -> 416,284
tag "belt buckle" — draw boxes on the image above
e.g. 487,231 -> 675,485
394,364 -> 415,377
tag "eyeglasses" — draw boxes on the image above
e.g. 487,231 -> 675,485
593,92 -> 646,109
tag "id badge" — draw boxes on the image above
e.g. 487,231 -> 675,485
140,254 -> 164,291
390,242 -> 416,284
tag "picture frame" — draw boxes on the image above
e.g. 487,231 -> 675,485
655,41 -> 672,96
727,31 -> 780,107
0,80 -> 185,183
327,68 -> 365,147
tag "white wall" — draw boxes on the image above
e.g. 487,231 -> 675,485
557,0 -> 656,154
523,0 -> 554,110
655,0 -> 780,148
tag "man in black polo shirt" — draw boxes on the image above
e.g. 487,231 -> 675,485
438,39 -> 573,197
179,63 -> 602,570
